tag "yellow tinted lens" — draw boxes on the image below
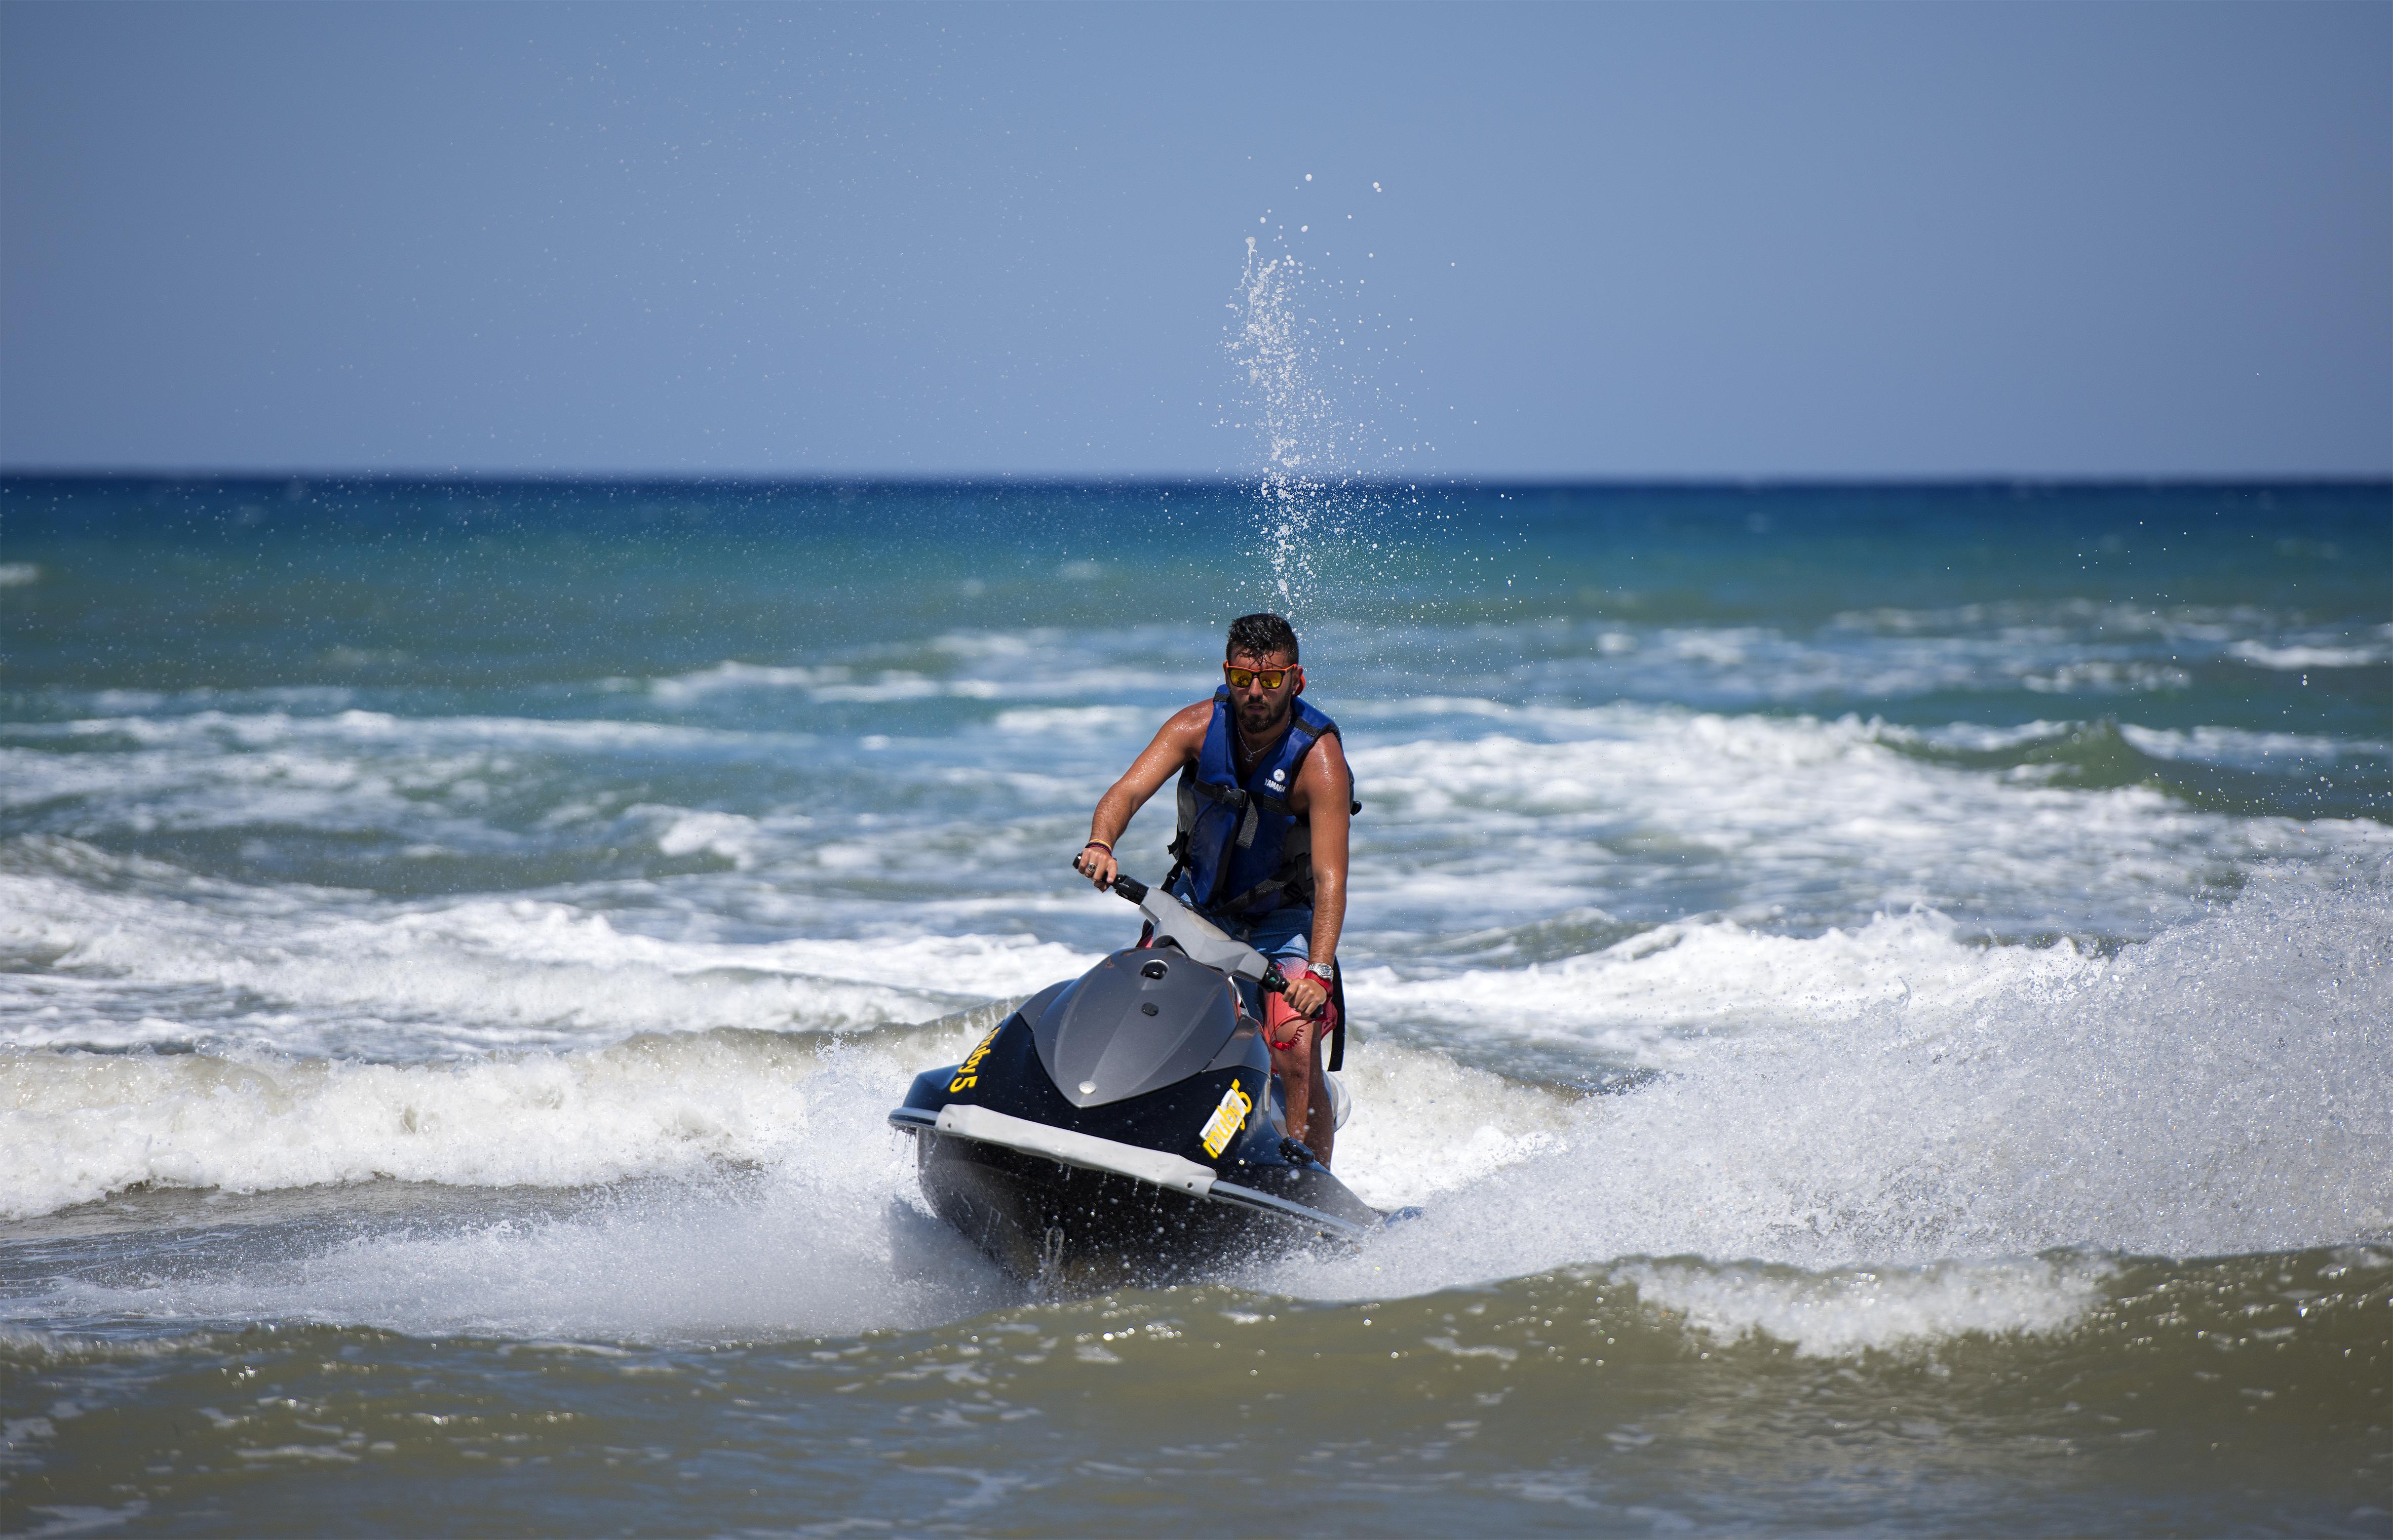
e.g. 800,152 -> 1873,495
1225,666 -> 1287,689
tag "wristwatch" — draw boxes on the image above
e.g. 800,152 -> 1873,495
1304,958 -> 1335,982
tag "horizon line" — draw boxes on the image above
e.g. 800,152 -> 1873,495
5,467 -> 2389,492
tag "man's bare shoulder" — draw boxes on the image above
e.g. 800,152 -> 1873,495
1127,700 -> 1213,770
1161,699 -> 1215,738
1292,723 -> 1352,805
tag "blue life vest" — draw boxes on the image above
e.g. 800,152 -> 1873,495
1166,688 -> 1356,920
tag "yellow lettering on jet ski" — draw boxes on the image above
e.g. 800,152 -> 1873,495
948,1023 -> 1003,1093
1199,1079 -> 1252,1159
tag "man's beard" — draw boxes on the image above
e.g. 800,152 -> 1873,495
1236,696 -> 1291,739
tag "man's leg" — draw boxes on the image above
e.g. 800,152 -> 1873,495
1242,907 -> 1330,1164
1264,992 -> 1334,1167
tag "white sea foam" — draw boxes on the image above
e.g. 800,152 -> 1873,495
2118,723 -> 2391,768
0,850 -> 1098,1056
643,652 -> 1206,710
1319,1042 -> 1573,1212
1340,609 -> 2388,706
15,1190 -> 1006,1344
2228,639 -> 2389,670
992,706 -> 1155,738
647,807 -> 769,868
0,1029 -> 838,1220
648,660 -> 848,701
1830,598 -> 2289,641
1874,717 -> 2385,769
1346,707 -> 2393,939
0,712 -> 1021,884
966,666 -> 1207,700
809,672 -> 948,703
931,629 -> 1067,659
67,708 -> 752,754
1893,719 -> 2082,753
1443,620 -> 2190,705
0,713 -> 769,827
2,1039 -> 1016,1340
0,562 -> 40,587
1615,1255 -> 2109,1358
10,691 -> 2371,964
1280,869 -> 2393,1314
1351,909 -> 2091,1051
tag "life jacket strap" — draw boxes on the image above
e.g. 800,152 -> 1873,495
1185,774 -> 1272,849
1206,871 -> 1307,919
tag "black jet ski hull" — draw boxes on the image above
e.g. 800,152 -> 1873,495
889,969 -> 1382,1288
894,1108 -> 1369,1289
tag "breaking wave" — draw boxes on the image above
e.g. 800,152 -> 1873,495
7,867 -> 2385,1358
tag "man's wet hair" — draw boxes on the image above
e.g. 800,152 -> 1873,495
1225,612 -> 1299,664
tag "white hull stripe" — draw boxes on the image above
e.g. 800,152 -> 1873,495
889,1103 -> 1369,1238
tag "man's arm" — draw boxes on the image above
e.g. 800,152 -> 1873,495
1283,732 -> 1352,1016
1074,701 -> 1210,890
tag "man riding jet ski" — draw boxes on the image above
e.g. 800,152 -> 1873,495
889,614 -> 1376,1286
1077,611 -> 1355,1164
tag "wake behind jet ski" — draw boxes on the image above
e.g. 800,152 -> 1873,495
889,871 -> 1383,1290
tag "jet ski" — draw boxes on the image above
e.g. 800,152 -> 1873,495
889,871 -> 1383,1289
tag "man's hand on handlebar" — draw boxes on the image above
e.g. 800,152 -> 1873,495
1283,968 -> 1331,1020
1073,840 -> 1119,891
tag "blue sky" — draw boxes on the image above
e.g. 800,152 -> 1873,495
3,2 -> 2386,479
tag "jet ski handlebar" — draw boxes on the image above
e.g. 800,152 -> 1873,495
1077,863 -> 1290,996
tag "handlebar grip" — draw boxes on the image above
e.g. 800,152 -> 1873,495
1259,962 -> 1330,1022
1068,855 -> 1148,904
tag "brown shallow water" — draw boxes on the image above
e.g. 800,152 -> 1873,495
5,1215 -> 2386,1537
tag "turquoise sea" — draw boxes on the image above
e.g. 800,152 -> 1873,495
3,476 -> 2388,1534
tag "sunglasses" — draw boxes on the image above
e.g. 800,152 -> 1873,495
1224,664 -> 1295,689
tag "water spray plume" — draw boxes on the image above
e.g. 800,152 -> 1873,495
1231,235 -> 1328,611
1228,225 -> 1420,620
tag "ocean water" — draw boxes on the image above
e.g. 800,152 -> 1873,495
2,475 -> 2388,1535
